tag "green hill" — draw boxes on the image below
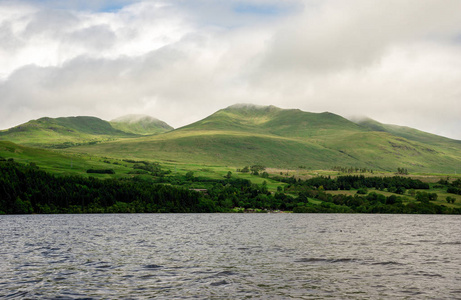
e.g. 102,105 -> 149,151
110,114 -> 173,135
0,116 -> 136,148
62,104 -> 461,173
180,104 -> 366,139
355,118 -> 461,148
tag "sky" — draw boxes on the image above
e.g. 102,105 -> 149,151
1,0 -> 460,139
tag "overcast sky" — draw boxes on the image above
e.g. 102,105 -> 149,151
1,0 -> 460,139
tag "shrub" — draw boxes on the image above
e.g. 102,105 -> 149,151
356,188 -> 368,195
86,169 -> 115,174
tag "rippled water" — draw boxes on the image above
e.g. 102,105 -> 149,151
1,214 -> 460,299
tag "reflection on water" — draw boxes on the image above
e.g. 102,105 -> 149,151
1,214 -> 460,299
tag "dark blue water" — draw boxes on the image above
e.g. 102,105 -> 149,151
1,214 -> 460,299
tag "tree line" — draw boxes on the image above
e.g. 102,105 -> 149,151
0,160 -> 201,214
0,159 -> 459,214
271,174 -> 429,192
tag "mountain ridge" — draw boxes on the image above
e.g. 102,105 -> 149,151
0,115 -> 172,148
353,117 -> 461,147
59,104 -> 461,173
1,104 -> 460,173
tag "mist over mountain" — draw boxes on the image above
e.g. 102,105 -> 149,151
110,114 -> 173,135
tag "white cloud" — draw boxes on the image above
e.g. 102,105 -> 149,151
0,1 -> 190,77
0,0 -> 460,140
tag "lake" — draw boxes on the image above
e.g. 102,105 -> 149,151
1,214 -> 460,299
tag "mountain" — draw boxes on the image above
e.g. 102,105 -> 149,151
179,104 -> 367,139
0,116 -> 134,148
354,117 -> 461,148
0,114 -> 173,148
110,114 -> 173,135
60,104 -> 461,173
1,104 -> 460,173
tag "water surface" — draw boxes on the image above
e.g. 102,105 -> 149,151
1,214 -> 460,299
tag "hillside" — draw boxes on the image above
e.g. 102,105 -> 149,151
62,104 -> 461,173
0,116 -> 138,148
355,118 -> 461,148
0,141 -> 114,176
110,114 -> 173,135
179,104 -> 367,139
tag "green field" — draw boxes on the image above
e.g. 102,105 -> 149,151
2,137 -> 461,214
0,140 -> 287,192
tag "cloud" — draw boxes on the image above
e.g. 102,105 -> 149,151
9,0 -> 144,12
0,0 -> 460,140
258,0 -> 461,74
0,1 -> 190,77
247,0 -> 461,138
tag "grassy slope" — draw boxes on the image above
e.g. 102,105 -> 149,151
0,140 -> 287,192
357,118 -> 460,144
3,141 -> 461,201
65,130 -> 355,168
352,118 -> 461,173
0,116 -> 135,148
63,104 -> 461,173
64,105 -> 365,167
0,141 -> 129,177
179,104 -> 366,139
1,104 -> 460,174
